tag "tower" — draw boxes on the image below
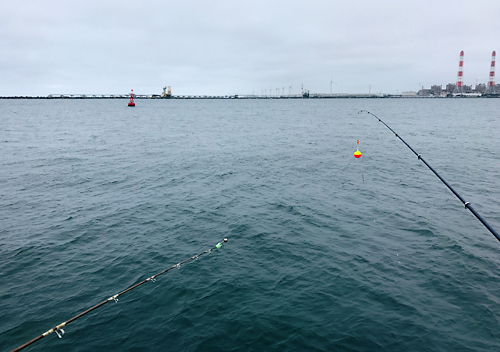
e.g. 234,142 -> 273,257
454,51 -> 464,94
486,51 -> 496,94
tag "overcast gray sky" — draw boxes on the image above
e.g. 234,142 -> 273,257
1,0 -> 499,96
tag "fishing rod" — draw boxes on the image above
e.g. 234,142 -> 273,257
10,238 -> 228,352
358,110 -> 499,243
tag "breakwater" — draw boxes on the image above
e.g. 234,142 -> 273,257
1,93 -> 498,99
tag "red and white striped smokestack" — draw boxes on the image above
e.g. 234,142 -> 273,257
456,50 -> 464,90
488,51 -> 496,88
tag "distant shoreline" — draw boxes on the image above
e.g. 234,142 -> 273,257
1,94 -> 499,99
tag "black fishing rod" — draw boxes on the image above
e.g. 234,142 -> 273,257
10,239 -> 228,352
358,110 -> 499,243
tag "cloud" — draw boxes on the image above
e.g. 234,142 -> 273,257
1,0 -> 499,95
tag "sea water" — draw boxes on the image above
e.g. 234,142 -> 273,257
1,98 -> 500,351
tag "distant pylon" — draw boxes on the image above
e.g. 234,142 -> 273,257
454,51 -> 464,94
486,51 -> 496,94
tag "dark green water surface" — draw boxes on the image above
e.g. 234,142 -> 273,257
1,98 -> 500,351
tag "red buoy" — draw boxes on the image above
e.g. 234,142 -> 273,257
128,89 -> 135,107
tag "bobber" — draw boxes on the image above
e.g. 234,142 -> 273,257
354,140 -> 361,158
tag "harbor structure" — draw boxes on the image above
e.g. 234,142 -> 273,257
162,86 -> 172,98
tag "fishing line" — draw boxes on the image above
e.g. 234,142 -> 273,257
10,238 -> 228,352
358,110 -> 499,242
